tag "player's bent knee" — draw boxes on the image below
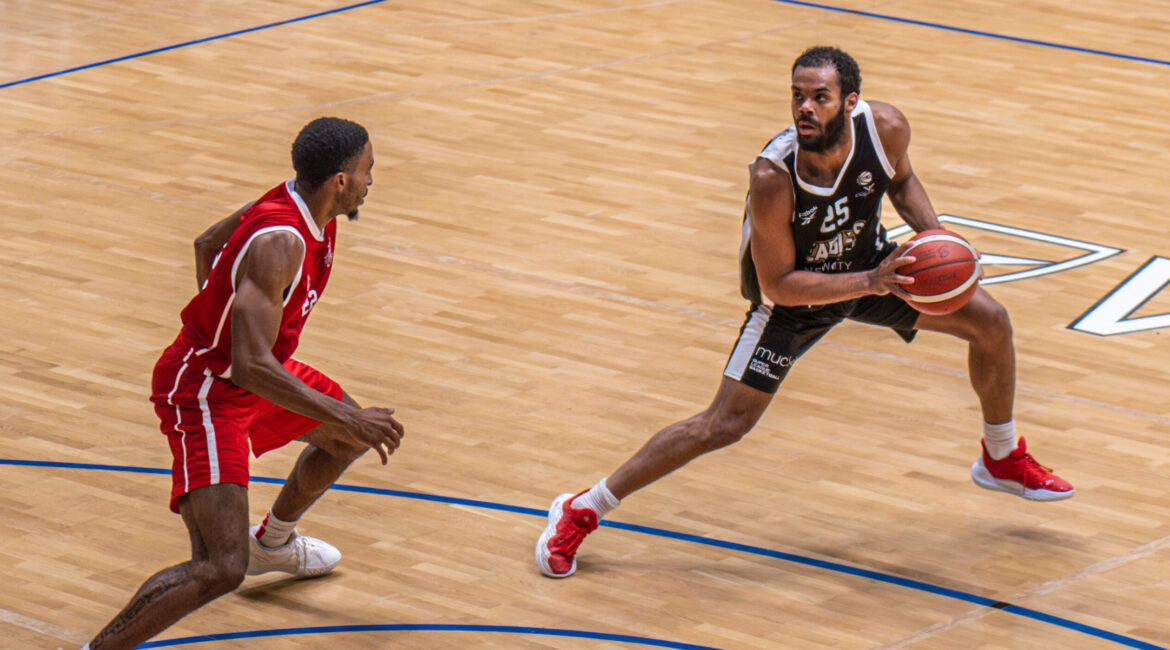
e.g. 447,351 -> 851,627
190,557 -> 247,599
975,298 -> 1012,341
304,428 -> 366,462
700,413 -> 754,450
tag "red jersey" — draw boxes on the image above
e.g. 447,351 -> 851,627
175,180 -> 336,379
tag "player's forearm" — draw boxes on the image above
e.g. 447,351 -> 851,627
231,355 -> 353,426
888,174 -> 940,232
762,268 -> 880,306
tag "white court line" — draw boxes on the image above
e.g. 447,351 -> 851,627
0,607 -> 87,646
871,533 -> 1170,649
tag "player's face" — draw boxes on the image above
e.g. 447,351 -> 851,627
343,141 -> 374,221
791,65 -> 853,152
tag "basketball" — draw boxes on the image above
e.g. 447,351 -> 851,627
896,229 -> 981,315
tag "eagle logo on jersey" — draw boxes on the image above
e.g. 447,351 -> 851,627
856,168 -> 875,196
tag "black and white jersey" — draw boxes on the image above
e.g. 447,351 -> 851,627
739,99 -> 897,305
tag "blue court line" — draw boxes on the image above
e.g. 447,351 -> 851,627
3,0 -> 1167,92
135,623 -> 722,649
0,0 -> 390,90
2,458 -> 1164,650
771,0 -> 1170,67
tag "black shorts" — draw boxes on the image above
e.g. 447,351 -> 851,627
722,293 -> 920,393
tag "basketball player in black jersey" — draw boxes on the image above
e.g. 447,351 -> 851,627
536,46 -> 1073,578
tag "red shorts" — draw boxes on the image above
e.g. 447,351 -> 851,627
151,344 -> 343,513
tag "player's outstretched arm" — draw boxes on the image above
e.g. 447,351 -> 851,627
229,232 -> 403,463
749,159 -> 913,305
871,102 -> 940,233
194,201 -> 254,288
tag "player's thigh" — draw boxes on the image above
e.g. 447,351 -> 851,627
156,374 -> 255,514
845,292 -> 920,342
723,303 -> 836,393
914,287 -> 1009,341
177,483 -> 249,566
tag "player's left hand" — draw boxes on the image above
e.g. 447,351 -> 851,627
869,241 -> 916,298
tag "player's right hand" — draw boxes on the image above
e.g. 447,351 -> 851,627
345,407 -> 405,465
868,241 -> 916,298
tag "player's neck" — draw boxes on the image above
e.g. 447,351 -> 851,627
796,120 -> 853,183
294,181 -> 341,230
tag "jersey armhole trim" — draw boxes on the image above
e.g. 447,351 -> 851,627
230,225 -> 306,301
861,101 -> 897,179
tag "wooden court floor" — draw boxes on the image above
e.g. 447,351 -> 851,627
2,0 -> 1169,648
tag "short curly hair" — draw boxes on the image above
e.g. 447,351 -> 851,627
792,46 -> 861,97
291,117 -> 369,192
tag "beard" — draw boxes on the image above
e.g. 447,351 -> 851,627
346,187 -> 367,221
795,103 -> 848,152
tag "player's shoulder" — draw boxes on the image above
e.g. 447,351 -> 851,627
749,155 -> 793,195
753,126 -> 795,174
246,225 -> 305,256
864,100 -> 911,159
866,101 -> 910,136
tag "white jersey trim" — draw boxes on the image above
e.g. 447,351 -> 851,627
861,101 -> 896,179
193,225 -> 304,369
724,304 -> 772,380
229,225 -> 306,297
757,127 -> 796,171
755,100 -> 889,197
285,178 -> 323,242
792,100 -> 871,196
196,369 -> 220,485
199,293 -> 235,360
166,348 -> 195,493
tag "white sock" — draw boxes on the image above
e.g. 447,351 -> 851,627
983,420 -> 1018,460
81,644 -> 91,650
570,478 -> 621,519
255,509 -> 298,547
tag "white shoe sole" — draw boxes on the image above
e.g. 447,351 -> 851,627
970,458 -> 1075,502
247,525 -> 341,577
535,493 -> 576,578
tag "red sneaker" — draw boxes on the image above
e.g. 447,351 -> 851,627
535,491 -> 599,578
971,436 -> 1074,501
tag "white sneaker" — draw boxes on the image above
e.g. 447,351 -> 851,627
247,524 -> 341,577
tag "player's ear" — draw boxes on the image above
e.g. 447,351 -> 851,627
845,92 -> 858,112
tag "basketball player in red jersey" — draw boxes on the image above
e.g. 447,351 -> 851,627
83,118 -> 403,649
536,47 -> 1073,578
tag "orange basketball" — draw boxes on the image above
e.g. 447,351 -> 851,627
897,229 -> 981,315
